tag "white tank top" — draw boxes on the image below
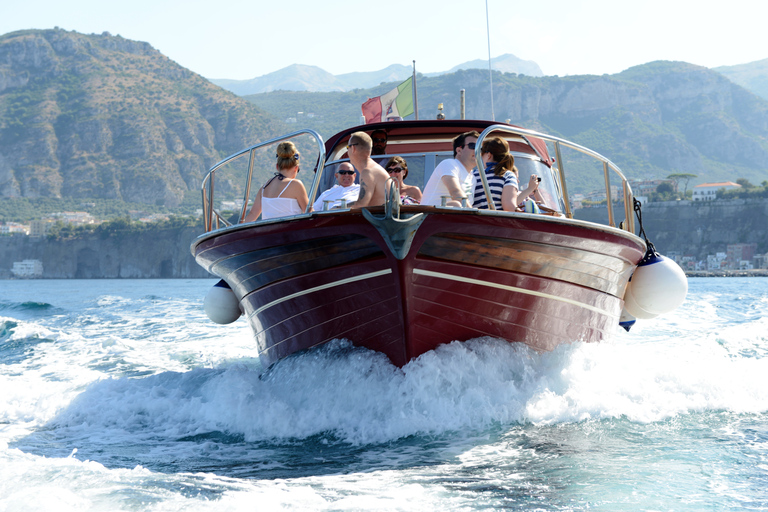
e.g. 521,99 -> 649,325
262,180 -> 304,219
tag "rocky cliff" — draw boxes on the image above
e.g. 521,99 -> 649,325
574,198 -> 768,258
2,198 -> 766,279
0,226 -> 211,278
0,29 -> 284,206
249,62 -> 768,194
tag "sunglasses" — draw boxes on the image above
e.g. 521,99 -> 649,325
346,143 -> 358,149
373,138 -> 386,143
387,167 -> 404,173
464,142 -> 476,150
337,170 -> 355,175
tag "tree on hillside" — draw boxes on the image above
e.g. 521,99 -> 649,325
652,181 -> 677,201
737,178 -> 755,189
667,173 -> 697,196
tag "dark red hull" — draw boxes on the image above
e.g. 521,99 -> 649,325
192,207 -> 646,368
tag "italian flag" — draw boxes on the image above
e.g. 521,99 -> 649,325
361,77 -> 414,124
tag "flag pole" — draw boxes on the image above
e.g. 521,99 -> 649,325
412,60 -> 419,120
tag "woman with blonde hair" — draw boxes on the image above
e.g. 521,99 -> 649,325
244,141 -> 309,221
384,156 -> 422,204
470,136 -> 540,211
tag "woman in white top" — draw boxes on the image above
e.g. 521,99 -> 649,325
244,141 -> 309,222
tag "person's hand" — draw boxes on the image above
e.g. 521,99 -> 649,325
528,175 -> 540,189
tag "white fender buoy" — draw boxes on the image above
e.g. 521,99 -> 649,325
204,279 -> 242,324
619,308 -> 636,332
623,252 -> 687,320
623,284 -> 659,319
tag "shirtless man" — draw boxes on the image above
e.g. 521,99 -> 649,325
346,131 -> 389,208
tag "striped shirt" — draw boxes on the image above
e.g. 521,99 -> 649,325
471,163 -> 519,210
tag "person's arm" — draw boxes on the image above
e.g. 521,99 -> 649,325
440,175 -> 467,207
243,188 -> 263,222
501,185 -> 518,211
516,175 -> 540,205
312,190 -> 326,211
295,182 -> 310,212
409,185 -> 422,202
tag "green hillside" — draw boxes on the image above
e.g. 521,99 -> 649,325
2,29 -> 767,204
0,28 -> 286,207
246,63 -> 768,194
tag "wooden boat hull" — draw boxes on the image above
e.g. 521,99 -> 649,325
192,207 -> 646,368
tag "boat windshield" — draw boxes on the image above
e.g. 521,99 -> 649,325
315,151 -> 563,213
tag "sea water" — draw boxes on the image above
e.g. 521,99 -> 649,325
1,278 -> 767,511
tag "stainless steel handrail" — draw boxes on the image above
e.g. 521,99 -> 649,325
475,125 -> 635,233
201,129 -> 325,232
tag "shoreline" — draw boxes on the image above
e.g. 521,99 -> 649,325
685,269 -> 768,277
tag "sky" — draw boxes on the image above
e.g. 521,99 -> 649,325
2,0 -> 766,80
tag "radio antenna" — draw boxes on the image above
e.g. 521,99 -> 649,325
486,0 -> 495,121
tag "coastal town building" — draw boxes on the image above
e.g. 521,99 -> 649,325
728,243 -> 757,269
47,211 -> 97,225
692,182 -> 741,201
0,222 -> 30,235
755,253 -> 768,270
707,252 -> 728,270
628,179 -> 677,197
29,219 -> 54,237
11,259 -> 43,278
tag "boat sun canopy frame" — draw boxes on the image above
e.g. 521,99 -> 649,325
201,129 -> 325,232
475,124 -> 636,233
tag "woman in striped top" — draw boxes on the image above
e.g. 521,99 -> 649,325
471,137 -> 540,211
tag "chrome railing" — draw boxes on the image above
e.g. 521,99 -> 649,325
475,125 -> 636,233
201,129 -> 325,232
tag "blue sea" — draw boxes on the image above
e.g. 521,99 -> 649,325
1,278 -> 767,511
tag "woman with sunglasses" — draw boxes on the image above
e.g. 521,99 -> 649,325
244,141 -> 309,222
471,136 -> 540,211
384,156 -> 422,205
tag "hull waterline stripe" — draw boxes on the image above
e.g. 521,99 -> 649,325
253,269 -> 393,315
413,268 -> 615,317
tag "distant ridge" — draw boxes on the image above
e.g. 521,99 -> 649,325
433,54 -> 543,77
245,61 -> 768,194
210,54 -> 542,95
714,58 -> 768,101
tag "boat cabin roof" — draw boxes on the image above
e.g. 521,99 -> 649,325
324,119 -> 554,166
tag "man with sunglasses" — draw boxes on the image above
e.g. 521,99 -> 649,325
421,131 -> 480,207
371,129 -> 388,156
311,162 -> 360,210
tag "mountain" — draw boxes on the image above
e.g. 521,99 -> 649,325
336,64 -> 413,90
211,54 -> 541,95
212,64 -> 345,95
440,54 -> 543,77
246,61 -> 768,194
0,29 -> 285,207
714,58 -> 768,101
2,30 -> 767,203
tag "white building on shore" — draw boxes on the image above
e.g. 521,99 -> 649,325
11,259 -> 43,278
692,182 -> 741,201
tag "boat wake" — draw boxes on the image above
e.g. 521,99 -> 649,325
14,331 -> 768,454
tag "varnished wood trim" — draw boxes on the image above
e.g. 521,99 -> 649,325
253,269 -> 393,315
413,268 -> 615,317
